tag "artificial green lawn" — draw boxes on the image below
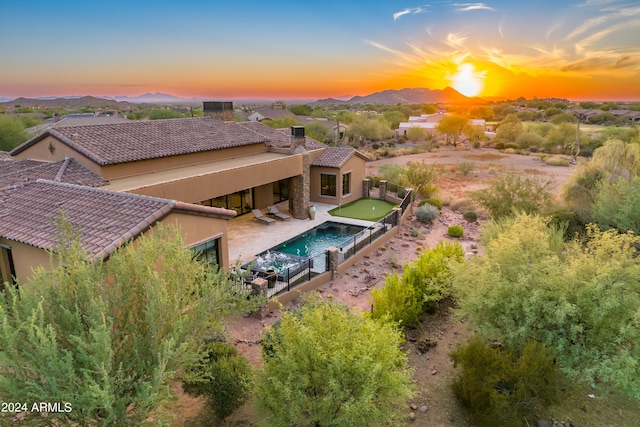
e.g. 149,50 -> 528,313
328,198 -> 397,221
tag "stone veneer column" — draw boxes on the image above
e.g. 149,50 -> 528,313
327,247 -> 339,280
379,180 -> 387,201
362,179 -> 370,198
289,151 -> 310,219
250,277 -> 268,297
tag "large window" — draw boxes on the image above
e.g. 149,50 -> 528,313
191,238 -> 221,267
0,244 -> 16,290
342,172 -> 351,196
273,179 -> 290,203
196,189 -> 254,215
321,174 -> 337,197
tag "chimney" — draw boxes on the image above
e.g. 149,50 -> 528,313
203,101 -> 234,121
289,126 -> 306,154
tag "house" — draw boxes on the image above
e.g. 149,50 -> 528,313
3,102 -> 368,285
247,105 -> 297,122
395,112 -> 486,139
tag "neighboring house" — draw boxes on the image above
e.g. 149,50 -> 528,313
247,105 -> 297,122
395,112 -> 486,138
3,103 -> 367,283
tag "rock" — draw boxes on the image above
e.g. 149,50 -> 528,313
537,420 -> 550,427
407,412 -> 416,421
410,403 -> 417,410
416,336 -> 438,353
419,405 -> 428,413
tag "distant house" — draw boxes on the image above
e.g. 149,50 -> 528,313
395,112 -> 486,139
247,105 -> 297,122
3,103 -> 368,285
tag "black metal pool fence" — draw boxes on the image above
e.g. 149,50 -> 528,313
241,189 -> 412,297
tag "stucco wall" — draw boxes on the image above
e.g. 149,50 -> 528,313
12,135 -> 103,176
0,238 -> 54,288
124,154 -> 303,202
310,155 -> 367,206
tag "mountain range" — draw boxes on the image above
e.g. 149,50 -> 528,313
0,87 -> 472,107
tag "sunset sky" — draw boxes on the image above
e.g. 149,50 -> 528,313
1,0 -> 639,101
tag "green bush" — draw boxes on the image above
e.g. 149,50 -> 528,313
462,210 -> 478,223
544,156 -> 570,166
371,272 -> 422,326
458,162 -> 475,176
419,197 -> 443,210
494,142 -> 505,150
415,204 -> 440,223
182,341 -> 253,420
451,339 -> 561,427
448,225 -> 464,238
504,142 -> 519,150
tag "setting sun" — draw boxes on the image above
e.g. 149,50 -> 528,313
451,63 -> 484,97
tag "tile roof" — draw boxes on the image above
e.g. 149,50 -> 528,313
311,147 -> 369,168
238,121 -> 326,150
0,180 -> 236,259
0,157 -> 107,188
0,151 -> 13,161
12,118 -> 272,166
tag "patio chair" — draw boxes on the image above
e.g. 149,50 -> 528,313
252,209 -> 275,225
268,205 -> 291,221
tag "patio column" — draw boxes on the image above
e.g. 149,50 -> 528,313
289,151 -> 310,220
327,247 -> 339,280
379,180 -> 387,201
362,178 -> 370,198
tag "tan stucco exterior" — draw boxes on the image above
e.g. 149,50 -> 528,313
310,155 -> 366,206
12,135 -> 103,176
0,238 -> 55,287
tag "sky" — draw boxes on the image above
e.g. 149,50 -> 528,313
1,0 -> 639,101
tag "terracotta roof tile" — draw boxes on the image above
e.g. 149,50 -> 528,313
0,180 -> 235,259
238,122 -> 326,150
0,158 -> 107,188
311,147 -> 368,168
0,151 -> 13,161
13,118 -> 272,166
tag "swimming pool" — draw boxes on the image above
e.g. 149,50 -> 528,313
246,221 -> 366,276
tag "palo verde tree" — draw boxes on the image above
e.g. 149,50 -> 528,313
255,297 -> 414,426
0,222 -> 259,426
436,114 -> 472,147
401,160 -> 439,198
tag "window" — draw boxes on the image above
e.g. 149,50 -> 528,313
320,174 -> 336,197
191,238 -> 220,267
0,243 -> 16,290
342,172 -> 351,196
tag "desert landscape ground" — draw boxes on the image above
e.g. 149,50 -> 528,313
171,148 -> 639,427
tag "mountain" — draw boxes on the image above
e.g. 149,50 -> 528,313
0,96 -> 140,110
331,87 -> 471,105
109,92 -> 196,104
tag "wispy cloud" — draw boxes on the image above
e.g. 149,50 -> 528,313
393,6 -> 429,21
454,3 -> 496,12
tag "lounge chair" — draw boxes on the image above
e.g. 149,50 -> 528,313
252,209 -> 275,225
268,205 -> 291,221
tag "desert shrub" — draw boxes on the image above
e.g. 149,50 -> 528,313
528,146 -> 539,153
463,210 -> 478,223
578,147 -> 593,157
451,339 -> 561,427
450,197 -> 475,212
397,187 -> 407,198
544,156 -> 570,166
472,171 -> 554,218
494,141 -> 505,150
516,132 -> 544,149
458,162 -> 475,176
371,272 -> 422,325
415,204 -> 440,223
453,214 -> 640,397
591,176 -> 640,234
544,206 -> 585,240
419,197 -> 443,210
256,299 -> 414,426
448,225 -> 464,238
182,341 -> 252,420
503,142 -> 519,150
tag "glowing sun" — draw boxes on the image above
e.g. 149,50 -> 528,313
451,63 -> 484,97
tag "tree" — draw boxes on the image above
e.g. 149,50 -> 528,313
346,115 -> 393,143
401,160 -> 438,197
472,171 -> 554,218
303,121 -> 331,144
407,125 -> 426,142
591,176 -> 640,234
0,115 -> 29,151
421,104 -> 438,114
148,108 -> 184,120
544,122 -> 580,152
436,114 -> 471,147
288,104 -> 313,116
262,116 -> 302,129
469,105 -> 495,121
255,298 -> 414,426
452,214 -> 640,397
182,341 -> 253,421
0,223 -> 257,426
494,114 -> 524,143
382,110 -> 406,129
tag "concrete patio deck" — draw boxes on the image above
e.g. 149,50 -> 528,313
227,201 -> 376,266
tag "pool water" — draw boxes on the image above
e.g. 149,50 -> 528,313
247,221 -> 366,275
273,222 -> 365,257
